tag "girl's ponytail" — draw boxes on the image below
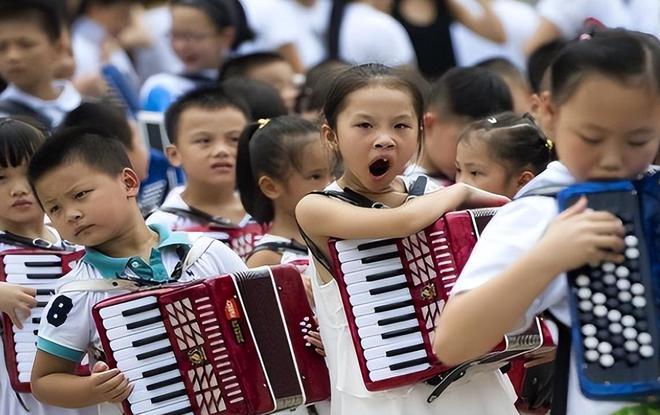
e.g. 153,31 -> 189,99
236,122 -> 273,224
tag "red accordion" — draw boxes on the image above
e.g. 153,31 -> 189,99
92,264 -> 330,415
328,208 -> 554,392
178,223 -> 266,259
0,249 -> 85,392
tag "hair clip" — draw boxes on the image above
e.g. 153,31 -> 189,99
579,33 -> 592,41
545,139 -> 554,151
487,117 -> 497,124
257,118 -> 270,129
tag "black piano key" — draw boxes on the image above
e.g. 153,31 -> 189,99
37,301 -> 48,307
378,313 -> 417,326
357,239 -> 397,251
32,318 -> 41,324
36,289 -> 53,296
146,375 -> 181,391
386,343 -> 425,357
133,332 -> 168,348
143,362 -> 179,378
366,268 -> 405,282
151,389 -> 187,404
137,346 -> 172,361
374,299 -> 414,313
362,251 -> 399,265
26,273 -> 62,280
370,282 -> 408,296
127,315 -> 162,330
122,302 -> 159,317
162,407 -> 194,415
381,326 -> 419,340
389,357 -> 429,371
25,261 -> 60,267
33,330 -> 38,335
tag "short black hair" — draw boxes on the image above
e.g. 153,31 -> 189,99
476,57 -> 529,88
28,128 -> 132,191
60,101 -> 133,150
0,0 -> 64,41
221,78 -> 287,119
218,52 -> 287,82
296,59 -> 349,114
164,86 -> 251,144
427,66 -> 513,119
527,40 -> 566,93
0,117 -> 45,169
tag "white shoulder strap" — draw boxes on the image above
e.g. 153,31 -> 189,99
182,236 -> 216,272
57,279 -> 140,294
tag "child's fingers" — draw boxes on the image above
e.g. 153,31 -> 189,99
19,293 -> 38,308
92,368 -> 121,385
99,372 -> 127,394
592,234 -> 626,253
8,310 -> 23,329
305,332 -> 324,349
314,347 -> 326,357
557,196 -> 588,220
108,381 -> 133,403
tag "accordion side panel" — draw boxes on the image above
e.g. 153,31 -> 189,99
231,268 -> 305,412
1,249 -> 85,393
270,264 -> 331,404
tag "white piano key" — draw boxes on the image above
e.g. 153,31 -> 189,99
129,369 -> 181,395
128,381 -> 186,404
4,255 -> 62,263
16,352 -> 36,363
349,287 -> 410,307
363,335 -> 425,360
114,339 -> 172,361
35,294 -> 52,303
99,296 -> 158,319
369,362 -> 431,382
109,325 -> 167,352
12,323 -> 40,334
335,238 -> 391,252
341,257 -> 402,275
366,350 -> 428,371
17,362 -> 33,373
343,263 -> 405,285
361,331 -> 423,350
346,275 -> 407,296
140,399 -> 193,415
358,319 -> 418,338
130,392 -> 190,414
6,265 -> 63,274
14,332 -> 40,343
106,319 -> 163,340
356,306 -> 416,328
6,275 -> 62,284
103,308 -> 161,330
352,294 -> 412,317
122,357 -> 178,382
18,373 -> 31,382
338,243 -> 398,263
15,343 -> 36,353
117,350 -> 176,373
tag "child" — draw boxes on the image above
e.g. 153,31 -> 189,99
27,128 -> 247,414
222,78 -> 288,120
236,115 -> 332,414
219,52 -> 298,113
434,29 -> 660,414
455,112 -> 555,199
146,87 -> 251,230
405,66 -> 513,186
140,0 -> 237,112
296,63 -> 517,415
0,1 -> 82,130
0,118 -> 95,415
476,58 -> 533,114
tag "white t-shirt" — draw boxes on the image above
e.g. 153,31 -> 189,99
309,176 -> 518,415
0,81 -> 82,128
132,6 -> 184,82
36,225 -> 246,415
279,0 -> 332,69
0,229 -> 96,415
338,3 -> 416,67
451,0 -> 541,70
232,0 -> 302,56
452,161 -> 641,414
536,0 -> 660,39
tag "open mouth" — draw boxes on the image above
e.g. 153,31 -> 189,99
369,158 -> 391,178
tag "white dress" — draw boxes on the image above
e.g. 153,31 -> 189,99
308,178 -> 519,415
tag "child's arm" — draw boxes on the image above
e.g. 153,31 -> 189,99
31,351 -> 132,408
0,282 -> 36,329
296,183 -> 508,241
246,250 -> 282,268
434,198 -> 625,365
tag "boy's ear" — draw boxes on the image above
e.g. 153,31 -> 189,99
257,175 -> 281,200
121,168 -> 140,198
517,170 -> 535,189
165,144 -> 182,167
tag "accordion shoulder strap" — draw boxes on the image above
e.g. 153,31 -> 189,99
157,206 -> 234,228
58,279 -> 139,294
247,240 -> 308,258
182,236 -> 215,272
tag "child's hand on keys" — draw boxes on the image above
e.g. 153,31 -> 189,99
305,317 -> 325,357
0,282 -> 36,329
536,196 -> 625,274
89,361 -> 133,404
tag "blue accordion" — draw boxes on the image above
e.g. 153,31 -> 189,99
557,172 -> 660,401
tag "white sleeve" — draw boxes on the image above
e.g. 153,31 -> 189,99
37,291 -> 94,362
192,239 -> 248,278
536,0 -> 590,39
72,36 -> 101,79
451,196 -> 560,330
145,209 -> 179,230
